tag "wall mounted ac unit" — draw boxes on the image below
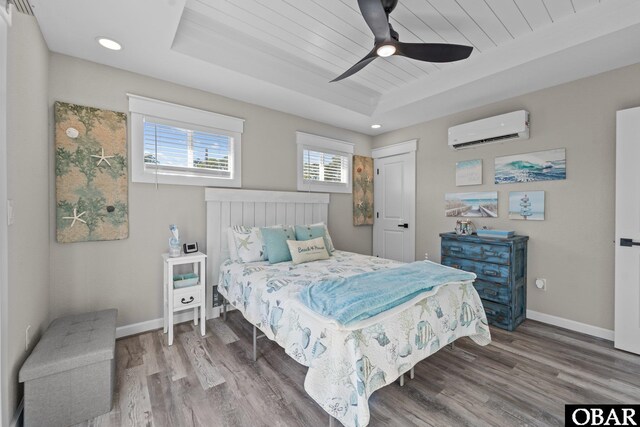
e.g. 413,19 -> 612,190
448,110 -> 529,150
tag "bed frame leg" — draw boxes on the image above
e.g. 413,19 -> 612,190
329,415 -> 337,427
253,325 -> 257,362
222,298 -> 227,321
399,374 -> 404,387
410,367 -> 415,380
450,342 -> 455,350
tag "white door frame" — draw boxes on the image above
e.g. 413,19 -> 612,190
372,139 -> 417,262
0,5 -> 10,425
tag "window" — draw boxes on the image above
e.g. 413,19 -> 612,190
129,94 -> 244,187
296,132 -> 354,193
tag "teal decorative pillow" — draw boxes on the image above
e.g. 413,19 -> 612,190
295,225 -> 332,255
311,222 -> 335,252
261,226 -> 296,264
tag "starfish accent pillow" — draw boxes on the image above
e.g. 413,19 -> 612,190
230,226 -> 266,263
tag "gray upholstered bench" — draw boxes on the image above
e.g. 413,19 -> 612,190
19,309 -> 117,427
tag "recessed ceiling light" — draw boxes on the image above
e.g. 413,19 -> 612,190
376,45 -> 396,58
97,37 -> 122,51
371,124 -> 382,129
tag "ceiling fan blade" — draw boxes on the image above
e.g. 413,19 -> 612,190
331,49 -> 378,82
396,43 -> 473,63
358,0 -> 390,42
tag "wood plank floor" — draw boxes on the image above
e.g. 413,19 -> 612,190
78,313 -> 640,427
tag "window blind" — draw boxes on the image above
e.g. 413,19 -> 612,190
143,120 -> 232,177
302,149 -> 348,184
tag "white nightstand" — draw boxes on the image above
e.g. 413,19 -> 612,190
162,252 -> 207,345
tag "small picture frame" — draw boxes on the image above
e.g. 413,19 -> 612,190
509,191 -> 545,221
456,159 -> 482,186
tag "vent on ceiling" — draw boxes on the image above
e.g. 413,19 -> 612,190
10,0 -> 34,16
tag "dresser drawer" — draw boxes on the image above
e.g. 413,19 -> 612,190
441,256 -> 510,284
482,300 -> 511,330
173,287 -> 201,308
441,239 -> 510,265
474,280 -> 510,305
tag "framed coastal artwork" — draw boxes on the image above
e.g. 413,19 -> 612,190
509,191 -> 545,220
445,192 -> 498,218
55,102 -> 129,243
353,155 -> 374,225
456,159 -> 482,186
495,148 -> 566,184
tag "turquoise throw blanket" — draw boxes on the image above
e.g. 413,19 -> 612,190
299,261 -> 476,325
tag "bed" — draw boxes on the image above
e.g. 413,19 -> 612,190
206,189 -> 491,427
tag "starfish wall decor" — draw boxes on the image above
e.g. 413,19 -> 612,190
91,148 -> 115,166
55,101 -> 128,243
62,207 -> 87,228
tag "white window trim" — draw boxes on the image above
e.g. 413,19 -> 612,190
296,131 -> 354,194
128,94 -> 244,187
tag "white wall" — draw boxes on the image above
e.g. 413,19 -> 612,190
6,11 -> 50,421
48,53 -> 373,328
373,62 -> 640,331
0,7 -> 9,427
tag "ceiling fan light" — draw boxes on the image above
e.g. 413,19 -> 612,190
371,124 -> 382,129
376,45 -> 396,58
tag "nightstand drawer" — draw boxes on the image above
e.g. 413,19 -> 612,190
441,256 -> 510,284
474,280 -> 510,305
442,240 -> 510,265
173,287 -> 201,308
482,300 -> 511,330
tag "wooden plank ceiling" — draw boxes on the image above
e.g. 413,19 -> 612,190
185,0 -> 604,93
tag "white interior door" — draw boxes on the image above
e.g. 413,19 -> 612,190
373,142 -> 416,262
615,106 -> 640,355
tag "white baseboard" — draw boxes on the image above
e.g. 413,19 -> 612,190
115,306 -> 235,339
116,311 -> 199,338
10,397 -> 23,427
117,308 -> 614,342
527,310 -> 614,341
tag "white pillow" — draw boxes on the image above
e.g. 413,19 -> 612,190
227,228 -> 239,261
311,222 -> 335,253
230,226 -> 266,263
287,237 -> 329,265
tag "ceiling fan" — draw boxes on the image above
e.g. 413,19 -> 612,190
331,0 -> 473,82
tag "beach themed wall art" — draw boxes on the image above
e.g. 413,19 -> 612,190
495,148 -> 566,184
509,191 -> 545,220
456,159 -> 482,186
353,155 -> 374,225
445,192 -> 498,218
55,102 -> 129,243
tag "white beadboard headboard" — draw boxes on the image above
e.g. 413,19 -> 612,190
205,188 -> 330,317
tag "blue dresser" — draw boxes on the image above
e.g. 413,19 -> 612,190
440,232 -> 529,331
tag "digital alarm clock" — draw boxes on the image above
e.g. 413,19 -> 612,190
183,242 -> 198,254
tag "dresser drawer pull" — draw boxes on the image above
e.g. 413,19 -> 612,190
484,288 -> 498,296
483,270 -> 500,277
181,296 -> 195,305
485,308 -> 497,315
450,263 -> 461,269
482,249 -> 500,257
449,246 -> 463,252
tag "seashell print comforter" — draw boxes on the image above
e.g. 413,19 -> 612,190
218,250 -> 491,427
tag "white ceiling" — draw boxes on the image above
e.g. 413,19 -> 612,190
30,0 -> 640,135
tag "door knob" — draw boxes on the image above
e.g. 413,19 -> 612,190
620,238 -> 640,247
397,223 -> 409,229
